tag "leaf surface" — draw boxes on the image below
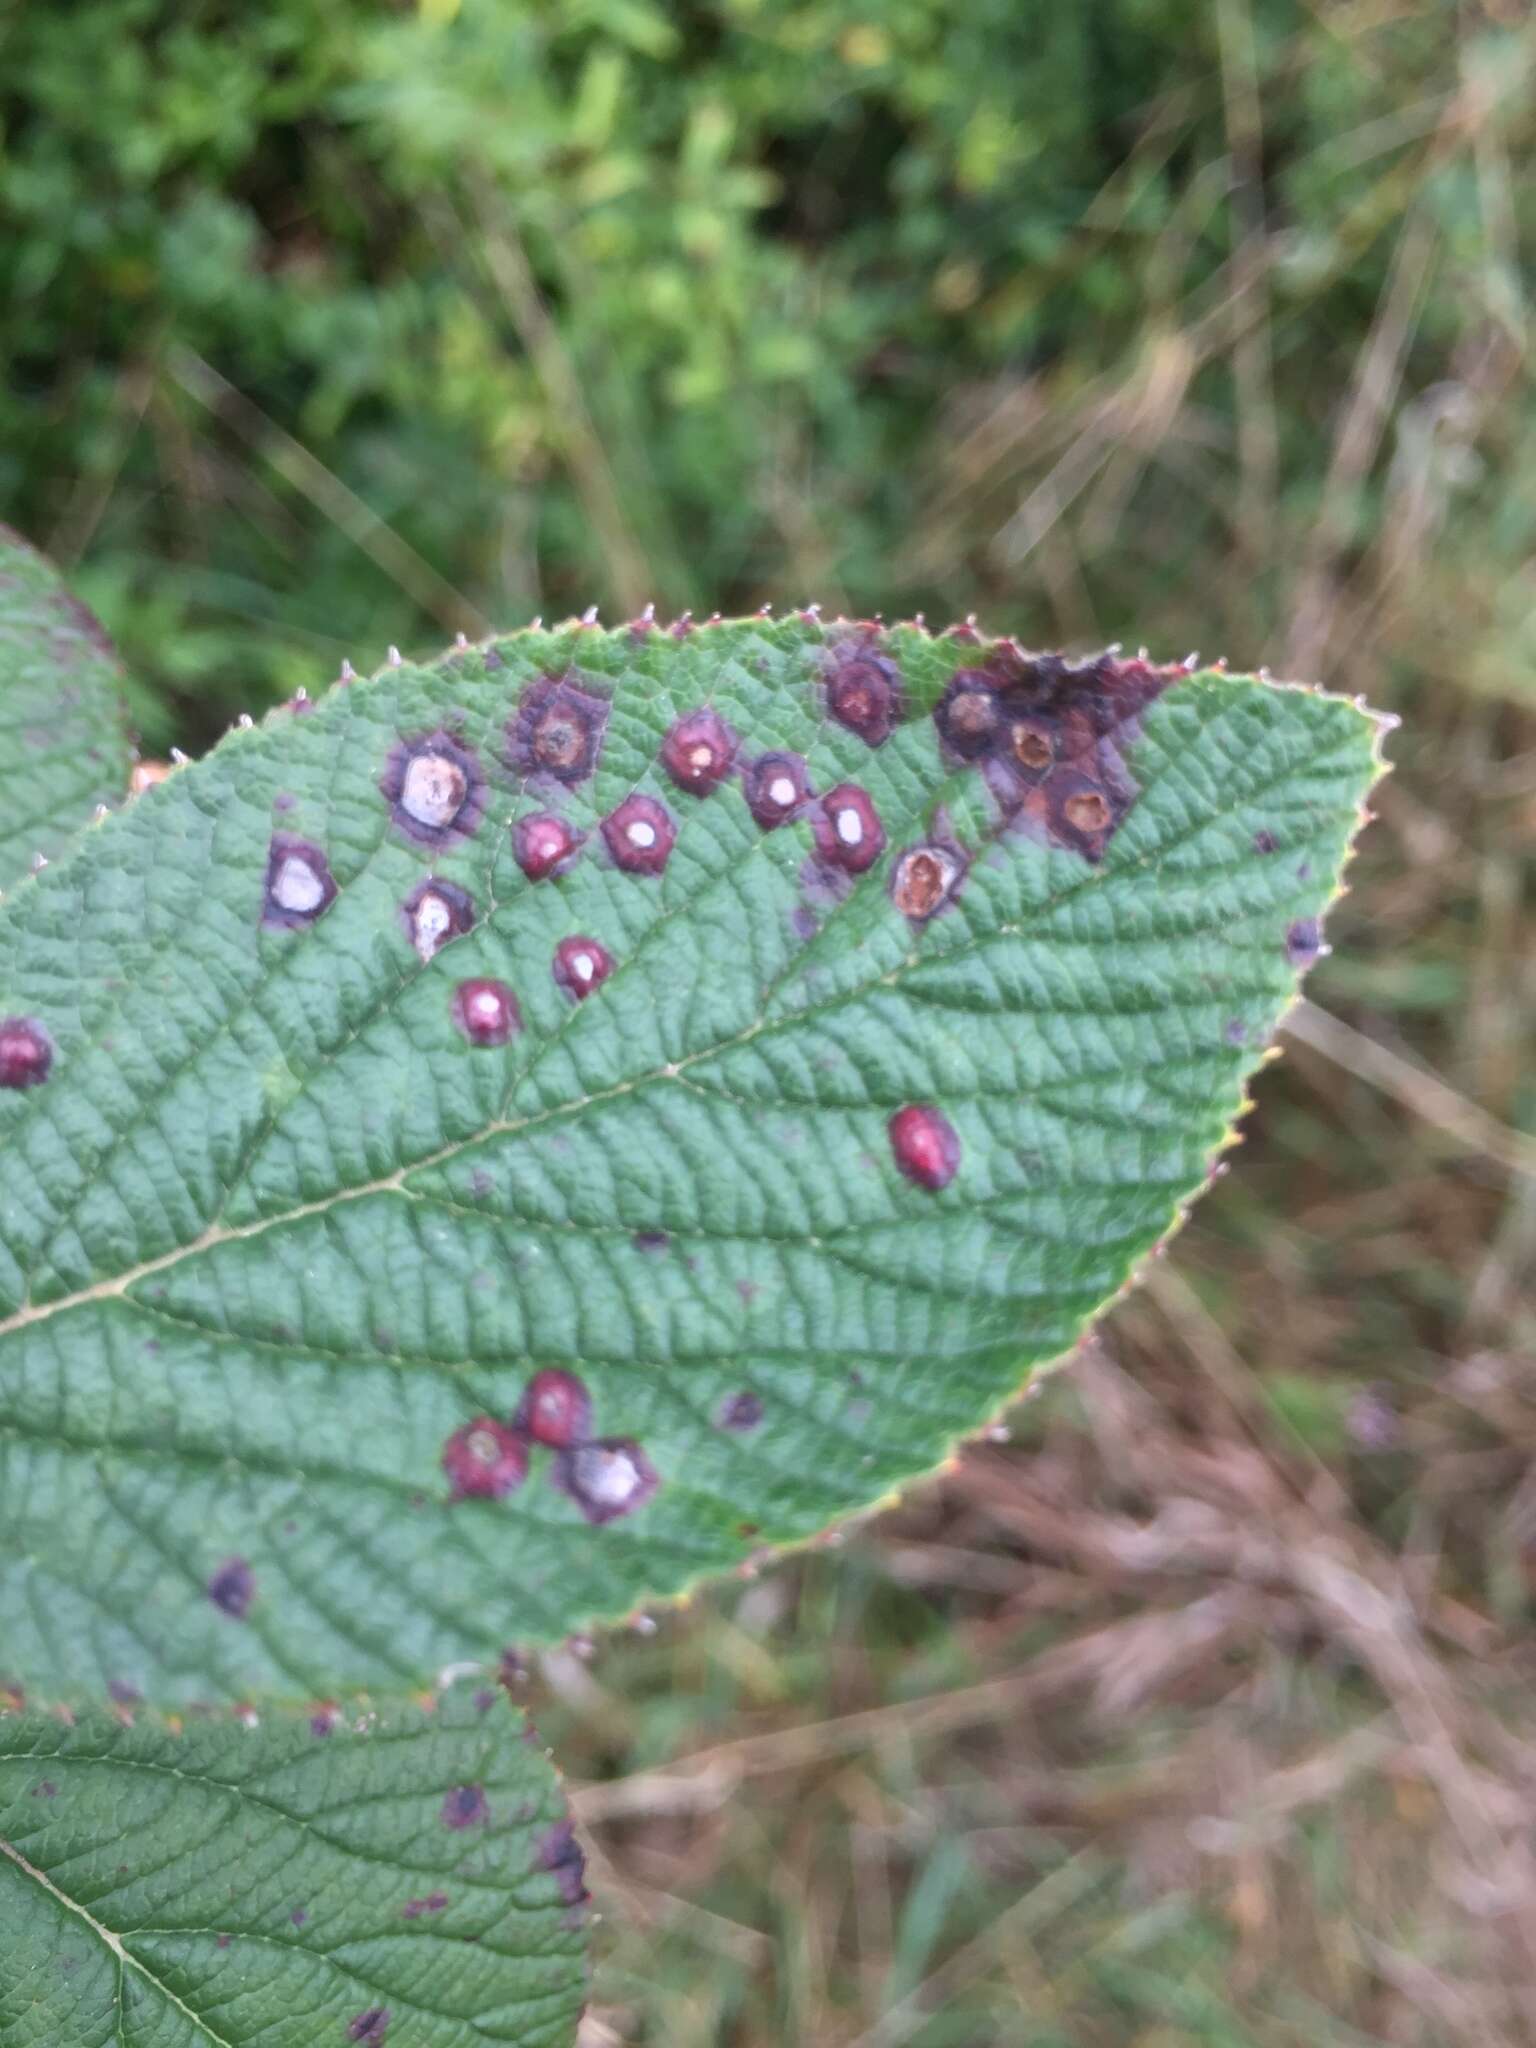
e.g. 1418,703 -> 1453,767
0,528 -> 132,893
0,1685 -> 587,2046
0,617 -> 1384,1704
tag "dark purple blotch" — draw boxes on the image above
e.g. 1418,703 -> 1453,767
715,1391 -> 764,1433
206,1557 -> 255,1620
440,1782 -> 488,1830
1286,918 -> 1323,967
347,2010 -> 391,2044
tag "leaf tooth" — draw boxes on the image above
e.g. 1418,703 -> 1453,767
580,605 -> 599,625
340,658 -> 357,681
387,645 -> 403,666
455,630 -> 469,648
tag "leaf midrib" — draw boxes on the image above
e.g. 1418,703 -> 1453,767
0,1831 -> 238,2048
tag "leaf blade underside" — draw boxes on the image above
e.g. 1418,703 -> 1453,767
0,1685 -> 587,2047
0,618 -> 1384,1705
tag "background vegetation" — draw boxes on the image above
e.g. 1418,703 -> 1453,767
4,1 -> 1534,2041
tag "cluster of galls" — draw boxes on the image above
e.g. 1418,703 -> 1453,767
932,646 -> 1170,863
441,1368 -> 659,1527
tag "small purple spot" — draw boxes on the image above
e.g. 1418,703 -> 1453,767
602,793 -> 676,875
347,2010 -> 391,2044
512,811 -> 583,882
715,1391 -> 763,1433
207,1557 -> 255,1620
261,836 -> 337,930
1253,829 -> 1278,854
1286,918 -> 1323,968
632,1230 -> 670,1255
107,1680 -> 141,1706
381,730 -> 485,847
290,1908 -> 308,1928
310,1703 -> 341,1737
441,1783 -> 488,1830
451,978 -> 521,1048
31,1781 -> 57,1799
536,1818 -> 589,1908
735,1278 -> 759,1304
216,1934 -> 232,1951
661,707 -> 737,795
1224,1018 -> 1247,1046
552,1438 -> 660,1525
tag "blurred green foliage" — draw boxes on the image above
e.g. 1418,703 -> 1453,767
4,0 -> 1530,747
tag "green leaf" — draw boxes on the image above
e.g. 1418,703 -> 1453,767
0,616 -> 1385,1705
0,527 -> 133,894
0,1684 -> 588,2046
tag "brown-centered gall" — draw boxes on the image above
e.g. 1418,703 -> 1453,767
507,676 -> 609,786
